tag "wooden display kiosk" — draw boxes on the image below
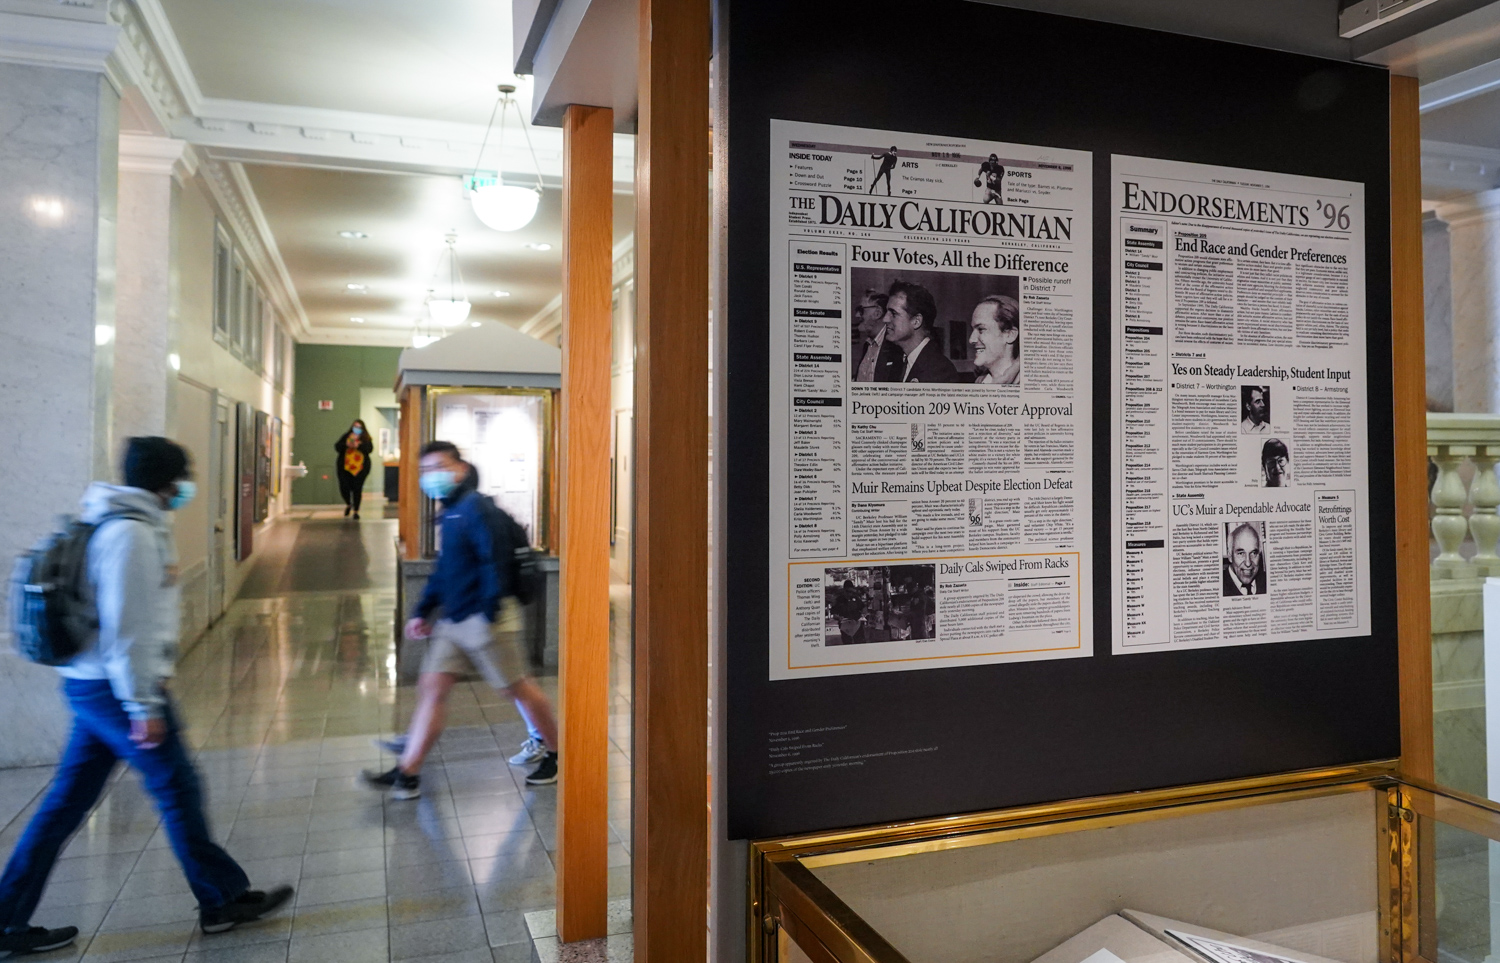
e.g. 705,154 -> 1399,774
393,321 -> 563,673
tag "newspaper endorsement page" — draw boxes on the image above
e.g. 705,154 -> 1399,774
768,119 -> 1093,680
1110,155 -> 1371,654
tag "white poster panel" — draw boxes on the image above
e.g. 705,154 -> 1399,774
1109,155 -> 1371,654
768,119 -> 1093,679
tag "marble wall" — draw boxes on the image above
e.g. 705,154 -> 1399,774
1425,211 -> 1454,412
1444,190 -> 1500,413
114,153 -> 178,441
0,62 -> 120,767
1434,581 -> 1489,797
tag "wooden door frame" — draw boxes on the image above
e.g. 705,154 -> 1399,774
634,0 -> 712,959
1391,75 -> 1433,782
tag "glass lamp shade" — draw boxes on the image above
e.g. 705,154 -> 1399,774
427,298 -> 472,326
412,332 -> 442,349
469,183 -> 541,232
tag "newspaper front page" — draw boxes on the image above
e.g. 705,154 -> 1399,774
1109,155 -> 1371,654
768,120 -> 1093,679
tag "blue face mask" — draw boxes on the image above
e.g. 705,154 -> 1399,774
168,480 -> 196,511
420,470 -> 458,500
351,426 -> 363,435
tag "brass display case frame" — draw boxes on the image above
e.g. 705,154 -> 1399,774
750,765 -> 1500,963
421,385 -> 557,555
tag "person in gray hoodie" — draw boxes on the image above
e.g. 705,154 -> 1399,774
0,438 -> 292,958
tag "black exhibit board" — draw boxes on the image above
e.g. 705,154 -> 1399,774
720,0 -> 1398,840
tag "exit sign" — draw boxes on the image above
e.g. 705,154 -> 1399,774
318,400 -> 333,410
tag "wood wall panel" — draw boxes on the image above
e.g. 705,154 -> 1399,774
398,385 -> 422,560
1390,74 -> 1433,781
635,0 -> 711,959
558,102 -> 614,943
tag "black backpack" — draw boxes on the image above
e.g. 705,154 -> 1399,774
8,511 -> 148,666
480,497 -> 540,606
8,518 -> 102,665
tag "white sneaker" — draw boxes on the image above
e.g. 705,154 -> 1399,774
508,737 -> 546,766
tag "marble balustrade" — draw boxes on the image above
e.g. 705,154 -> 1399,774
1428,413 -> 1500,794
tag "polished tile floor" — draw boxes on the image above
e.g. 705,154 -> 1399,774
0,508 -> 634,963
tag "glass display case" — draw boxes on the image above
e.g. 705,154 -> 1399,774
429,387 -> 553,547
752,767 -> 1498,963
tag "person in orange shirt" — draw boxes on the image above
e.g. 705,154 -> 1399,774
334,419 -> 374,519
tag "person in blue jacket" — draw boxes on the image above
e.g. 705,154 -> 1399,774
364,441 -> 558,799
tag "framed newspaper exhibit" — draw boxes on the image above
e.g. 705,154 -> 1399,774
769,120 -> 1093,680
1110,160 -> 1372,653
720,0 -> 1398,840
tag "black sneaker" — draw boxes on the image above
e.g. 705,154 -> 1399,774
0,925 -> 79,957
199,886 -> 293,934
363,766 -> 420,800
525,752 -> 558,786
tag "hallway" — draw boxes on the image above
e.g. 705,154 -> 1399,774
0,512 -> 633,963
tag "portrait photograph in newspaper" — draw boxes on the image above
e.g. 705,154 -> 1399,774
767,119 -> 1093,680
1109,155 -> 1371,654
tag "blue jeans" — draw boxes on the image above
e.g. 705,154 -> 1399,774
0,679 -> 248,928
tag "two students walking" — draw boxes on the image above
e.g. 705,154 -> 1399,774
0,436 -> 557,957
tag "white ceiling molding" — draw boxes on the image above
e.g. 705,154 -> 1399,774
117,131 -> 185,175
521,233 -> 635,342
0,8 -> 118,70
0,0 -> 108,23
612,232 -> 634,286
1422,139 -> 1500,199
197,158 -> 312,342
1421,57 -> 1500,112
519,293 -> 563,341
297,327 -> 416,348
106,0 -> 200,125
173,97 -> 637,189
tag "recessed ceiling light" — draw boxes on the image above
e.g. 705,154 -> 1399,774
471,321 -> 482,327
338,230 -> 369,239
491,290 -> 511,298
351,317 -> 365,323
346,283 -> 367,292
524,242 -> 551,251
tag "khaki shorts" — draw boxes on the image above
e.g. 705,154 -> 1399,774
420,598 -> 528,689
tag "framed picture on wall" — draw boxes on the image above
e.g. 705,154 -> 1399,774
254,410 -> 271,524
271,416 -> 283,497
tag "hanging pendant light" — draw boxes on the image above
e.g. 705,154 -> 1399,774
465,84 -> 545,232
412,308 -> 441,349
426,233 -> 471,327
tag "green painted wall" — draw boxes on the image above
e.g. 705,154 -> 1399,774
291,345 -> 403,505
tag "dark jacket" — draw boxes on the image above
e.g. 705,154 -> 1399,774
869,337 -> 906,383
413,469 -> 513,623
1222,562 -> 1267,597
901,340 -> 962,383
334,431 -> 375,478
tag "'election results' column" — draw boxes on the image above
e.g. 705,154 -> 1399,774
788,242 -> 847,557
1119,219 -> 1170,645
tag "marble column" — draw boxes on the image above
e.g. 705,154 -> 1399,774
0,57 -> 121,767
1442,189 -> 1500,413
114,134 -> 186,442
1424,210 -> 1454,412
